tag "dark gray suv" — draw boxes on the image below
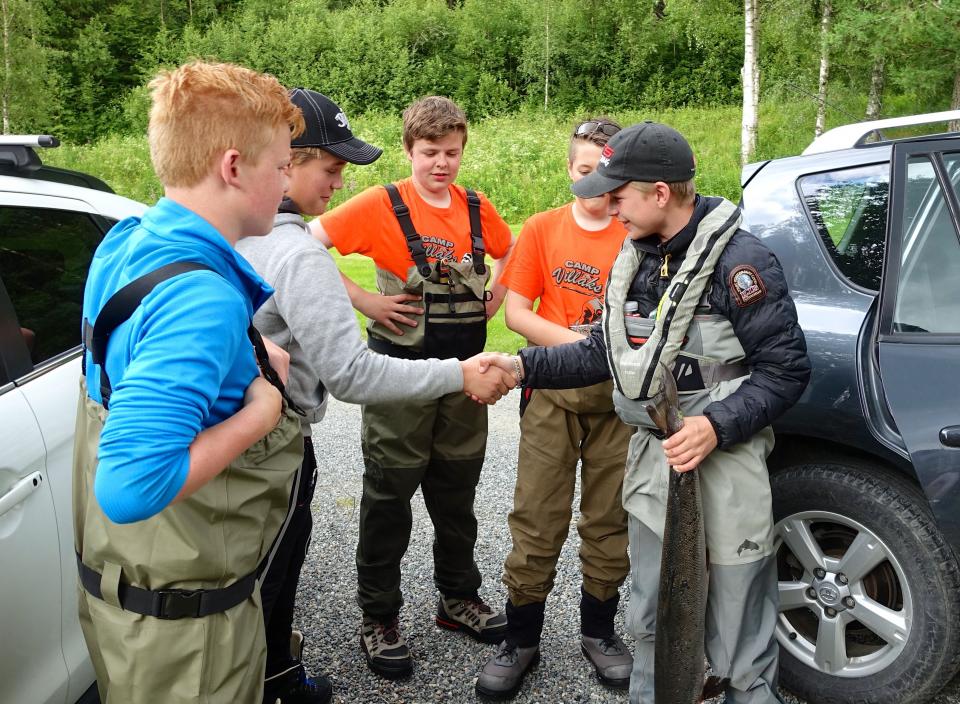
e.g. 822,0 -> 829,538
741,112 -> 960,704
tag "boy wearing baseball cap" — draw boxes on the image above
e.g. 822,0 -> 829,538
499,121 -> 810,703
237,89 -> 514,703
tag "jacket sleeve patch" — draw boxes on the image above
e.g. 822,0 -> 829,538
729,265 -> 767,307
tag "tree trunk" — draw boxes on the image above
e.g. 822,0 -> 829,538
1,0 -> 9,134
741,0 -> 759,165
543,5 -> 550,111
814,0 -> 832,138
950,71 -> 960,133
865,57 -> 885,122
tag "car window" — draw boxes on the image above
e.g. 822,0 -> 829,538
0,206 -> 109,366
799,163 -> 889,290
893,155 -> 960,333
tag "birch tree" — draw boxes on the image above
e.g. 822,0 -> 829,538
0,0 -> 56,134
814,0 -> 832,137
741,0 -> 759,165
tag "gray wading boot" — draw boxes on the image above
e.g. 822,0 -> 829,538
437,595 -> 508,644
360,614 -> 413,680
262,630 -> 333,704
476,640 -> 540,701
475,600 -> 544,700
580,589 -> 631,689
580,634 -> 632,689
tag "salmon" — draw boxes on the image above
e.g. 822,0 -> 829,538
646,362 -> 708,704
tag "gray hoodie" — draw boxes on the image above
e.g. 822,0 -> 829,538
236,212 -> 463,432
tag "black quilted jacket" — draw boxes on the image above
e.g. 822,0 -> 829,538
519,195 -> 811,450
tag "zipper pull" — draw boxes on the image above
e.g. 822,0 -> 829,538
660,253 -> 671,279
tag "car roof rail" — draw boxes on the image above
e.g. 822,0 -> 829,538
0,134 -> 60,172
0,134 -> 115,193
802,110 -> 960,155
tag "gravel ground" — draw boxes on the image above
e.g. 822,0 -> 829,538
299,397 -> 960,704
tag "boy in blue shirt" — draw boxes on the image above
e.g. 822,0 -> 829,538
73,61 -> 306,703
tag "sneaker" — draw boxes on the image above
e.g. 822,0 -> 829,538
475,640 -> 540,701
360,615 -> 413,680
580,634 -> 632,689
436,596 -> 508,644
262,662 -> 332,704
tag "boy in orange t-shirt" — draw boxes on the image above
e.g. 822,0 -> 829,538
476,119 -> 635,700
309,96 -> 514,680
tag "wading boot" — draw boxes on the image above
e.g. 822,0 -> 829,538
475,640 -> 540,701
263,631 -> 332,704
581,634 -> 632,689
360,614 -> 413,680
580,588 -> 631,688
436,595 -> 508,644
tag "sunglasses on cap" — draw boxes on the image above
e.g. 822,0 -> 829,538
573,120 -> 621,138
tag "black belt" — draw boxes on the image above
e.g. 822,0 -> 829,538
367,334 -> 425,360
76,553 -> 257,620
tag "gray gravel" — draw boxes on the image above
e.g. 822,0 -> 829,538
300,397 -> 960,704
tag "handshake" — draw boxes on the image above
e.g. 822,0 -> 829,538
459,353 -> 524,405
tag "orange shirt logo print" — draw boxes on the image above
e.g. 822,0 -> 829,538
421,235 -> 456,263
551,260 -> 604,295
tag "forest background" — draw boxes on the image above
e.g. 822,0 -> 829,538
3,0 -> 959,349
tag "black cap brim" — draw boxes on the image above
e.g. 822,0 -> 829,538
321,137 -> 383,165
571,170 -> 630,198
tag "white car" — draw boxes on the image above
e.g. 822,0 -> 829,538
0,136 -> 146,704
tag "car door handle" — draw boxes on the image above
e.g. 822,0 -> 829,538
0,471 -> 43,518
941,426 -> 960,448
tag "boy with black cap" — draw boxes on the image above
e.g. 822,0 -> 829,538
495,121 -> 810,704
237,88 -> 515,704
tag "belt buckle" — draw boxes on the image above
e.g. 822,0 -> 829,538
155,588 -> 203,619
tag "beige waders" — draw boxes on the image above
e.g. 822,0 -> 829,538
73,379 -> 303,704
502,381 -> 632,607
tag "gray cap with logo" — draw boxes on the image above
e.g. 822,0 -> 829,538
571,120 -> 695,198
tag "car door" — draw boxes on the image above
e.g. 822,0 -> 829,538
0,280 -> 68,704
0,196 -> 121,704
877,138 -> 960,549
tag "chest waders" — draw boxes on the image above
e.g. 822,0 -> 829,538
73,262 -> 303,704
354,186 -> 490,619
604,202 -> 781,704
367,184 -> 490,361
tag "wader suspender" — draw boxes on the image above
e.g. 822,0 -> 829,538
78,261 -> 300,620
82,261 -> 302,414
383,183 -> 487,276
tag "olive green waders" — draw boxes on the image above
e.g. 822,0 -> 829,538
503,381 -> 631,608
73,380 -> 303,704
357,185 -> 492,618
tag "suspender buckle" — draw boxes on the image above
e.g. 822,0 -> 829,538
393,202 -> 410,218
154,588 -> 203,619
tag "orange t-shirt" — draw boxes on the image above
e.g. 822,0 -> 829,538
320,178 -> 513,280
502,203 -> 627,328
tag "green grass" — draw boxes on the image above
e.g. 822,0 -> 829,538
45,99 -> 839,221
42,98 -> 882,354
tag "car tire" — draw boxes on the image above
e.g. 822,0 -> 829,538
771,462 -> 960,704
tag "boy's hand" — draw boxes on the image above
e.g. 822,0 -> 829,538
357,290 -> 423,335
461,353 -> 516,404
260,336 -> 290,385
662,415 -> 718,473
243,376 -> 283,433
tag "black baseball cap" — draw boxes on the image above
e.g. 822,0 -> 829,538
571,121 -> 695,198
289,88 -> 382,165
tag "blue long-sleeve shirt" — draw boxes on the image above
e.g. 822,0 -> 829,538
82,197 -> 273,524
